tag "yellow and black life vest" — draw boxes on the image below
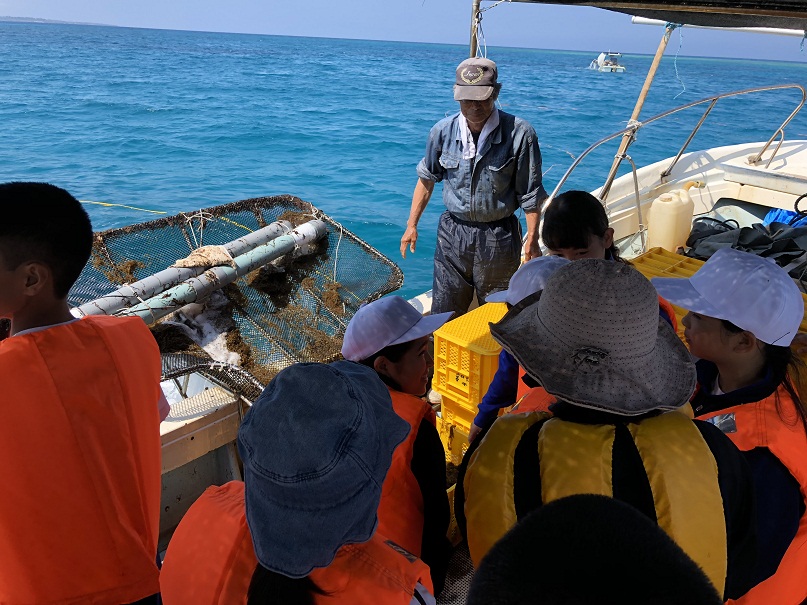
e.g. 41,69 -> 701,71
463,411 -> 727,595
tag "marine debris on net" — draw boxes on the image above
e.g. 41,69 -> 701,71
68,196 -> 404,391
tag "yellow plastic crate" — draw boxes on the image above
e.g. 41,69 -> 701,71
633,247 -> 807,339
432,302 -> 508,415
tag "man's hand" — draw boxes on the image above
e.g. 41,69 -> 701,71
523,210 -> 541,261
401,225 -> 418,258
522,237 -> 542,261
468,422 -> 483,443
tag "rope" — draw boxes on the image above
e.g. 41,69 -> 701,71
478,0 -> 510,14
219,215 -> 254,233
669,23 -> 687,100
801,31 -> 806,52
80,200 -> 166,215
181,210 -> 215,249
473,0 -> 511,57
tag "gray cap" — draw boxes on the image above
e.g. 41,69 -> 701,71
454,57 -> 499,101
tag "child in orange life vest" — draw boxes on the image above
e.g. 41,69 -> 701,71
469,190 -> 676,442
653,247 -> 807,605
240,362 -> 436,605
0,182 -> 169,605
341,296 -> 453,595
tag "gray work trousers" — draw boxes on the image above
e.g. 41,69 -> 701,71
432,211 -> 521,317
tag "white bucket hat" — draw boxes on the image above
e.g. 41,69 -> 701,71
652,247 -> 803,346
490,260 -> 696,415
487,256 -> 570,306
341,296 -> 453,362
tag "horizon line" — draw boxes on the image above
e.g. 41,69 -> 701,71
2,15 -> 806,66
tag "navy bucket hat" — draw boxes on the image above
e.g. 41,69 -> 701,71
237,361 -> 410,578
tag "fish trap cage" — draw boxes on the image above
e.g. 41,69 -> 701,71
68,195 -> 403,395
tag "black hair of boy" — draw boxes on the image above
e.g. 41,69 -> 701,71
0,182 -> 92,299
467,494 -> 722,605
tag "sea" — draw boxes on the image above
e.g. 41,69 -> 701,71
2,21 -> 807,299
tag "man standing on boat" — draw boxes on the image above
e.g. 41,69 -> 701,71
401,57 -> 548,316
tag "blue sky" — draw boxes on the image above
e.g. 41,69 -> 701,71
1,0 -> 806,61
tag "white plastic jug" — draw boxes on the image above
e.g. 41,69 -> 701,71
646,188 -> 695,252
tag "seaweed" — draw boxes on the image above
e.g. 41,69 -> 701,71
150,323 -> 207,357
277,210 -> 315,227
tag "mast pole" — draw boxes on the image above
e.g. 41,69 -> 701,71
469,0 -> 482,57
599,23 -> 676,201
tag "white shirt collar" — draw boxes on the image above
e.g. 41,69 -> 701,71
458,108 -> 499,160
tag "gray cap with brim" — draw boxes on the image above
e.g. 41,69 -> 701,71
454,57 -> 499,101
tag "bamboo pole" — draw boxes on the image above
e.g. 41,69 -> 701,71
599,23 -> 676,202
469,0 -> 482,57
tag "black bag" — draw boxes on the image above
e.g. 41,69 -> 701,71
685,220 -> 807,268
685,217 -> 739,249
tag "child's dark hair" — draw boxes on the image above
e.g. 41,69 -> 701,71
358,339 -> 419,392
0,182 -> 92,299
541,190 -> 624,263
247,564 -> 326,605
721,320 -> 807,431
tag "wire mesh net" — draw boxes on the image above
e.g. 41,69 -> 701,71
68,195 -> 403,394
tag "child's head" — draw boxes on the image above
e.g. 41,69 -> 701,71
652,248 -> 803,362
541,190 -> 617,261
0,183 -> 92,313
341,296 -> 452,396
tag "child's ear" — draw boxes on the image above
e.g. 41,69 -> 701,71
373,355 -> 389,377
20,262 -> 50,296
603,228 -> 615,248
734,330 -> 759,354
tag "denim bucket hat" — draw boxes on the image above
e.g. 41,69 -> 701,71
490,259 -> 696,415
237,361 -> 410,578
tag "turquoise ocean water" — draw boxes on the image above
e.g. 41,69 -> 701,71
2,21 -> 807,298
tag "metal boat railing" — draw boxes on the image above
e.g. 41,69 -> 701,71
546,83 -> 807,203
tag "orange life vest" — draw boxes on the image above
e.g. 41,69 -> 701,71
376,388 -> 433,556
698,386 -> 807,605
514,367 -> 555,413
161,482 -> 257,605
0,316 -> 163,605
311,534 -> 434,604
161,480 -> 433,605
657,294 -> 678,333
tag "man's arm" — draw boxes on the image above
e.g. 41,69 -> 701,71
523,210 -> 541,261
401,177 -> 435,258
514,124 -> 548,261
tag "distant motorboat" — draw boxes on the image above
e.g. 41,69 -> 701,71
589,51 -> 626,73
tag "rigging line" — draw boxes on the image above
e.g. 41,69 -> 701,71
474,0 -> 511,57
670,23 -> 687,100
475,13 -> 487,58
80,200 -> 167,215
479,0 -> 511,14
